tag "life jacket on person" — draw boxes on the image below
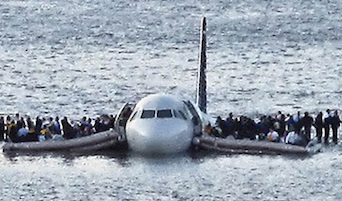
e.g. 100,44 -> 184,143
8,122 -> 18,142
40,126 -> 52,140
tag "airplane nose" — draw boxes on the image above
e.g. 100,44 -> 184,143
127,120 -> 193,154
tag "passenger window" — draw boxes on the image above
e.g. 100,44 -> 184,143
141,110 -> 155,118
157,110 -> 172,118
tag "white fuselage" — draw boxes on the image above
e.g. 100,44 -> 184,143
125,94 -> 195,154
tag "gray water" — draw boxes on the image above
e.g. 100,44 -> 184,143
1,0 -> 342,200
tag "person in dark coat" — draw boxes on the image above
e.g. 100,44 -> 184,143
109,114 -> 115,129
279,114 -> 286,138
294,111 -> 302,134
35,116 -> 43,136
0,117 -> 4,141
61,117 -> 75,139
314,112 -> 324,143
286,115 -> 296,132
323,109 -> 332,144
301,112 -> 313,141
26,116 -> 34,130
225,113 -> 236,137
8,120 -> 18,142
331,110 -> 341,144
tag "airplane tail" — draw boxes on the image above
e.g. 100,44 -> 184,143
196,17 -> 207,113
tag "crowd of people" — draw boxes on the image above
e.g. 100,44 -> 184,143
206,109 -> 342,146
1,109 -> 341,147
0,113 -> 116,143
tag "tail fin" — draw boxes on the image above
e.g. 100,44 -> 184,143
196,17 -> 207,113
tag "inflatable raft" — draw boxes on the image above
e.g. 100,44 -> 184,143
195,135 -> 308,155
3,130 -> 120,152
3,130 -> 309,155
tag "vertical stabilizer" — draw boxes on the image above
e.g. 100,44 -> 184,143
196,17 -> 207,113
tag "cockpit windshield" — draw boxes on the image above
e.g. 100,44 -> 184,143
139,109 -> 182,119
157,110 -> 172,118
141,110 -> 155,118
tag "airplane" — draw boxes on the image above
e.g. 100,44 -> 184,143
114,17 -> 209,154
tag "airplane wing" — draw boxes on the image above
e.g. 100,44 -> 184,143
3,130 -> 121,152
194,135 -> 310,155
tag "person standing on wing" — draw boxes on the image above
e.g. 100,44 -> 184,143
331,110 -> 341,144
323,109 -> 332,144
301,112 -> 313,141
314,112 -> 324,143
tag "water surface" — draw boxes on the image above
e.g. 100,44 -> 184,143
1,0 -> 342,200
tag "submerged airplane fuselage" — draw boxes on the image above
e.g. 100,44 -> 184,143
125,94 -> 196,154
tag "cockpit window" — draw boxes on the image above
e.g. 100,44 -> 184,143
157,110 -> 173,118
173,110 -> 187,120
173,110 -> 180,118
141,110 -> 155,118
178,110 -> 187,120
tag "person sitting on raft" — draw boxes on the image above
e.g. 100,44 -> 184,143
39,124 -> 52,141
285,130 -> 308,147
205,123 -> 222,138
225,113 -> 237,137
17,122 -> 29,141
256,115 -> 272,140
267,128 -> 279,142
236,116 -> 257,140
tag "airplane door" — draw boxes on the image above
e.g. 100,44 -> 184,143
114,102 -> 135,142
184,100 -> 202,136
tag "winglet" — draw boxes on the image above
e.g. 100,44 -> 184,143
196,17 -> 207,113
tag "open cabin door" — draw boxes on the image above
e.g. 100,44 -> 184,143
114,102 -> 135,142
183,100 -> 202,136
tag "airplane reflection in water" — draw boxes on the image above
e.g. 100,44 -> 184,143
117,18 -> 208,154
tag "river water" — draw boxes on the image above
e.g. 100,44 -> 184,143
1,0 -> 342,200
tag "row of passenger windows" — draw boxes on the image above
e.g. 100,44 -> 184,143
130,109 -> 188,121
